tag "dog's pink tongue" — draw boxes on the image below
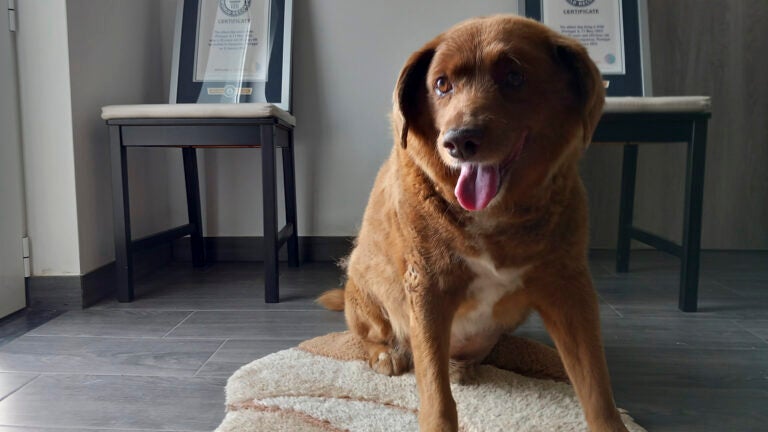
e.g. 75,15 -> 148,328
454,163 -> 499,211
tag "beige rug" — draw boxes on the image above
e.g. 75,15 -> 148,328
215,331 -> 646,432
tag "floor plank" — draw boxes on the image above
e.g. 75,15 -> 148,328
0,374 -> 225,431
0,336 -> 224,376
0,374 -> 36,402
165,310 -> 347,340
28,310 -> 192,338
0,427 -> 182,432
195,339 -> 299,377
0,251 -> 765,431
612,386 -> 768,432
0,310 -> 63,348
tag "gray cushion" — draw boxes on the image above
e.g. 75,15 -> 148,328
604,96 -> 711,114
101,103 -> 296,126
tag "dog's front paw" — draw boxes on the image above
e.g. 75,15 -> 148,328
368,345 -> 411,376
418,404 -> 459,432
589,411 -> 630,432
449,360 -> 478,385
591,422 -> 629,432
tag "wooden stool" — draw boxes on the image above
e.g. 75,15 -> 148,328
595,96 -> 712,312
102,103 -> 299,303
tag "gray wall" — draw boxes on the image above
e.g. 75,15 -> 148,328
28,0 -> 765,277
15,0 -> 182,276
16,0 -> 81,275
20,0 -> 527,276
647,0 -> 768,249
198,0 -> 522,237
583,0 -> 768,249
66,0 -> 186,274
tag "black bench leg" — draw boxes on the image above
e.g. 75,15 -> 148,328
183,148 -> 205,268
109,126 -> 134,302
616,143 -> 638,273
282,128 -> 300,267
262,124 -> 280,303
679,119 -> 708,312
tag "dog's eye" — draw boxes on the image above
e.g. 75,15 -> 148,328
435,77 -> 453,96
505,70 -> 525,87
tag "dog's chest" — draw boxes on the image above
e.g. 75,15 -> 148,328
451,254 -> 527,343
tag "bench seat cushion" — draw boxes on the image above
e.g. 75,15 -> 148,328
101,103 -> 296,126
604,96 -> 711,114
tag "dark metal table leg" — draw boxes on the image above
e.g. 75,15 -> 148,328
679,118 -> 708,312
109,126 -> 134,302
616,143 -> 638,273
262,124 -> 279,303
183,147 -> 205,268
282,127 -> 300,267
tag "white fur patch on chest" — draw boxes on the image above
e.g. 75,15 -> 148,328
452,254 -> 528,344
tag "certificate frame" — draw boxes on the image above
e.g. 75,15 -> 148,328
521,0 -> 652,96
171,0 -> 293,111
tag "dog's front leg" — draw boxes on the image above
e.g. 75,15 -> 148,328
529,266 -> 628,432
405,263 -> 458,432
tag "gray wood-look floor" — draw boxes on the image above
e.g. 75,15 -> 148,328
0,251 -> 766,431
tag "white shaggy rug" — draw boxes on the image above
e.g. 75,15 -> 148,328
215,331 -> 646,432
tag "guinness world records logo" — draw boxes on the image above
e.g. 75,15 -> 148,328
219,0 -> 251,17
566,0 -> 595,6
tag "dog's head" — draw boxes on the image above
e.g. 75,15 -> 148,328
393,15 -> 604,212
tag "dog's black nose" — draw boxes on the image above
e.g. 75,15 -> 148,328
443,128 -> 482,160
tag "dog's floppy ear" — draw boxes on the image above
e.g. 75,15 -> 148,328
394,38 -> 440,149
552,36 -> 605,148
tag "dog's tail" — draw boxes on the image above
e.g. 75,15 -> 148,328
316,288 -> 345,311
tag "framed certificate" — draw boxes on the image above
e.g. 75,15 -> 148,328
171,0 -> 294,111
194,0 -> 271,83
522,0 -> 651,96
543,0 -> 626,75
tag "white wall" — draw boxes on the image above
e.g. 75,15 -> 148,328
18,1 -> 524,276
16,0 -> 182,276
201,1 -> 521,237
16,0 -> 80,276
17,1 -> 762,278
66,0 -> 184,274
0,0 -> 27,317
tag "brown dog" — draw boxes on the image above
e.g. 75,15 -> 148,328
319,15 -> 628,432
